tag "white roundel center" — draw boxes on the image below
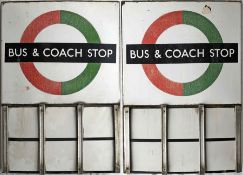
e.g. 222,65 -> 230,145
35,24 -> 87,82
156,24 -> 209,83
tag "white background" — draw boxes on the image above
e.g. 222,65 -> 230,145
123,2 -> 241,105
1,2 -> 120,104
0,1 -> 243,175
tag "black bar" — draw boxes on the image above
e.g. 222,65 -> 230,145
206,170 -> 236,173
45,138 -> 77,141
5,43 -> 116,63
131,171 -> 162,174
9,171 -> 39,174
83,171 -> 115,173
83,137 -> 114,141
131,139 -> 162,142
168,172 -> 199,174
8,138 -> 39,142
206,138 -> 235,142
168,139 -> 199,142
45,171 -> 78,174
127,43 -> 238,64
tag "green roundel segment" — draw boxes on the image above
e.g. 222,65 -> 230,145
182,11 -> 223,96
60,10 -> 101,95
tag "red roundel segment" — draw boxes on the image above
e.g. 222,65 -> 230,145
142,11 -> 183,96
20,11 -> 61,95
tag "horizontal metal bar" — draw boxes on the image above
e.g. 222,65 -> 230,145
2,103 -> 238,108
8,138 -> 39,142
82,171 -> 115,173
130,171 -> 200,174
168,172 -> 199,174
83,137 -> 115,141
205,138 -> 235,142
168,139 -> 199,142
131,171 -> 162,174
122,0 -> 241,2
130,138 -> 235,142
9,137 -> 234,142
45,138 -> 77,141
205,170 -> 236,173
131,139 -> 161,142
9,171 -> 39,174
2,103 -> 119,108
2,1 -> 120,5
45,171 -> 78,174
124,104 -> 240,109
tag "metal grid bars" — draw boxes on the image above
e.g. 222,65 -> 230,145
0,104 -> 120,174
124,104 -> 242,174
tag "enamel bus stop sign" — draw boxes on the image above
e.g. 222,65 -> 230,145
123,2 -> 241,105
2,2 -> 119,104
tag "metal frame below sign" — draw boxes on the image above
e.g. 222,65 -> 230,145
0,103 -> 120,174
124,104 -> 242,174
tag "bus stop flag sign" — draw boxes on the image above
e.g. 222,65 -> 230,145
123,2 -> 241,105
2,2 -> 119,104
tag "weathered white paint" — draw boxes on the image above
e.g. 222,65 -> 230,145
1,2 -> 120,104
131,108 -> 161,139
8,107 -> 38,138
168,108 -> 199,139
83,107 -> 113,138
83,141 -> 114,171
123,2 -> 241,105
45,141 -> 76,171
132,142 -> 162,172
9,142 -> 38,171
168,142 -> 199,172
45,107 -> 76,138
206,141 -> 236,171
206,108 -> 236,139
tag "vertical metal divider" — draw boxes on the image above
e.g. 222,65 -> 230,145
77,104 -> 83,174
161,105 -> 168,175
114,105 -> 120,173
0,106 -> 2,172
235,105 -> 242,172
124,107 -> 130,174
199,105 -> 206,175
2,105 -> 8,173
38,104 -> 45,175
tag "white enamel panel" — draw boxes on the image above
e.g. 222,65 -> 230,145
83,107 -> 113,138
45,141 -> 76,171
9,142 -> 38,171
8,107 -> 38,138
45,107 -> 76,138
2,2 -> 120,104
168,108 -> 199,139
131,108 -> 161,139
83,141 -> 114,171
